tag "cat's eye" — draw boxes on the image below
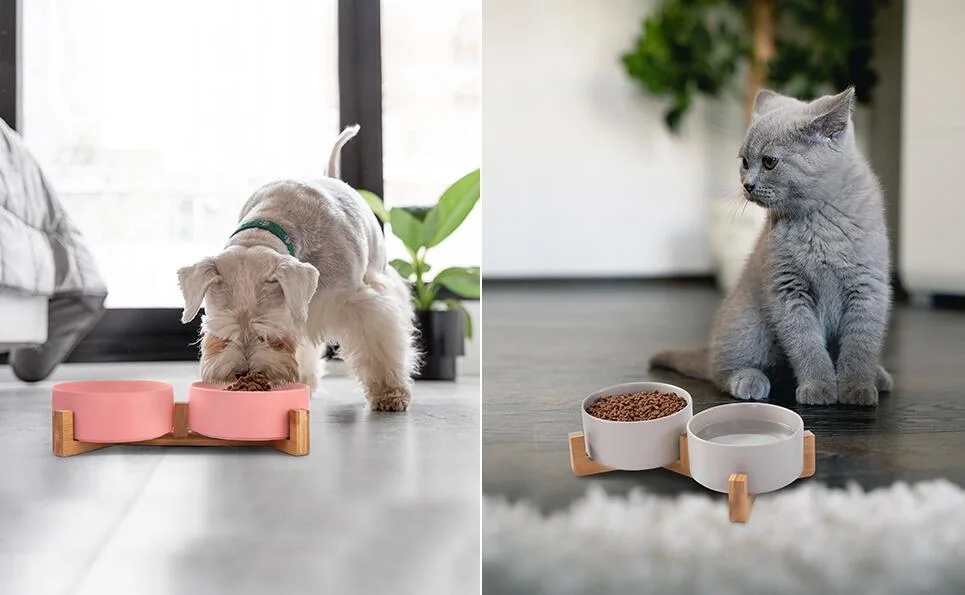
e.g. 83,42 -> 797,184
762,156 -> 779,170
741,157 -> 748,170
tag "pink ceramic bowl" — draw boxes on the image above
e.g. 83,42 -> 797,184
51,380 -> 175,443
187,382 -> 310,440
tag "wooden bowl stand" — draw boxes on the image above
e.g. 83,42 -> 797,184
568,430 -> 815,523
52,402 -> 310,457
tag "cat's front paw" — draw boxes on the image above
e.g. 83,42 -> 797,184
796,381 -> 837,405
839,383 -> 879,407
728,368 -> 771,401
875,365 -> 893,392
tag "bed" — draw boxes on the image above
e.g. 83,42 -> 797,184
0,118 -> 108,381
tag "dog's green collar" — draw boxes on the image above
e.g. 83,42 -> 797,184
229,219 -> 296,257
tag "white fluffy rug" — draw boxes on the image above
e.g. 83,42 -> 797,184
483,481 -> 965,595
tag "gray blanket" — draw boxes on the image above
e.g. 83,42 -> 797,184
0,118 -> 106,299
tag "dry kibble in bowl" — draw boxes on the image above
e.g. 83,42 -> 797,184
225,372 -> 273,392
585,391 -> 687,422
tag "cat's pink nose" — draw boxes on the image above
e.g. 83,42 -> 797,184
743,183 -> 756,192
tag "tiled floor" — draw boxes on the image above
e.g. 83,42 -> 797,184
0,362 -> 479,595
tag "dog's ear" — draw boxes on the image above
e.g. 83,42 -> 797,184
177,257 -> 220,323
271,258 -> 319,323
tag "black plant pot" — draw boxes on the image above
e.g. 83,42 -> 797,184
414,309 -> 465,381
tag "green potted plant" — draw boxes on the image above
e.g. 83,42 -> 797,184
620,0 -> 886,131
359,169 -> 480,381
619,0 -> 887,291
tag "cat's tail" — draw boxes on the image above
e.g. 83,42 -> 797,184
648,346 -> 711,380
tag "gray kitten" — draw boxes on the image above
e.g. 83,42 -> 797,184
650,87 -> 892,406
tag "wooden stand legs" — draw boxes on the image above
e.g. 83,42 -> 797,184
53,402 -> 310,457
568,430 -> 816,523
727,474 -> 755,523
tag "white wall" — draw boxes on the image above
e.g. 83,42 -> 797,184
868,0 -> 904,269
899,0 -> 965,296
483,0 -> 745,278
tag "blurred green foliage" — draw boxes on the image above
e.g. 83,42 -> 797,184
621,0 -> 888,131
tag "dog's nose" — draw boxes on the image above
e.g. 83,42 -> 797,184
234,366 -> 249,378
743,182 -> 756,193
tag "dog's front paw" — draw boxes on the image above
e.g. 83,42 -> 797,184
839,383 -> 879,407
368,386 -> 411,412
796,381 -> 837,405
299,372 -> 319,393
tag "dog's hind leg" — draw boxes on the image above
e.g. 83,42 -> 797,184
312,271 -> 419,412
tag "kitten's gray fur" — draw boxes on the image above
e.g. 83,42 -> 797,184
650,87 -> 893,406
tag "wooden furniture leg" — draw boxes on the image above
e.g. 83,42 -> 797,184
728,473 -> 755,523
801,430 -> 815,477
569,431 -> 815,479
269,409 -> 310,455
663,434 -> 691,476
52,410 -> 110,457
568,429 -> 817,524
52,404 -> 310,457
568,432 -> 613,476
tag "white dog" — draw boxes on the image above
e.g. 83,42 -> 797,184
177,125 -> 418,411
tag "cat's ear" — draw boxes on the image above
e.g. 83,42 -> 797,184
803,87 -> 855,141
753,89 -> 781,116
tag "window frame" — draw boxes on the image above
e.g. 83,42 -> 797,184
0,0 -> 19,131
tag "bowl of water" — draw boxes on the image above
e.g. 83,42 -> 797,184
686,402 -> 804,494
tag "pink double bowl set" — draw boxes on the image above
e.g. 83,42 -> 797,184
51,380 -> 311,443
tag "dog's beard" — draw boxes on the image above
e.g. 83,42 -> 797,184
199,332 -> 300,387
248,345 -> 299,386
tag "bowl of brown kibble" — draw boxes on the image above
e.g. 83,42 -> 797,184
187,373 -> 310,441
581,382 -> 693,471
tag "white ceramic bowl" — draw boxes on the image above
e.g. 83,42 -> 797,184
687,402 -> 804,494
580,382 -> 693,471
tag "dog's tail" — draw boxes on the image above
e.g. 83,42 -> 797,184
648,346 -> 712,380
326,124 -> 361,179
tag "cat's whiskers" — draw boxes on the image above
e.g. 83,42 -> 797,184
741,199 -> 751,221
706,121 -> 739,135
725,190 -> 751,224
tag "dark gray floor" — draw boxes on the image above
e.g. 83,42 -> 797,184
481,281 -> 965,513
0,362 -> 479,595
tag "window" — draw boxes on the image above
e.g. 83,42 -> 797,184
381,0 -> 481,272
5,0 -> 479,361
22,0 -> 340,308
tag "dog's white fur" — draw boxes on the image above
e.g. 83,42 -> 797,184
177,125 -> 419,411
